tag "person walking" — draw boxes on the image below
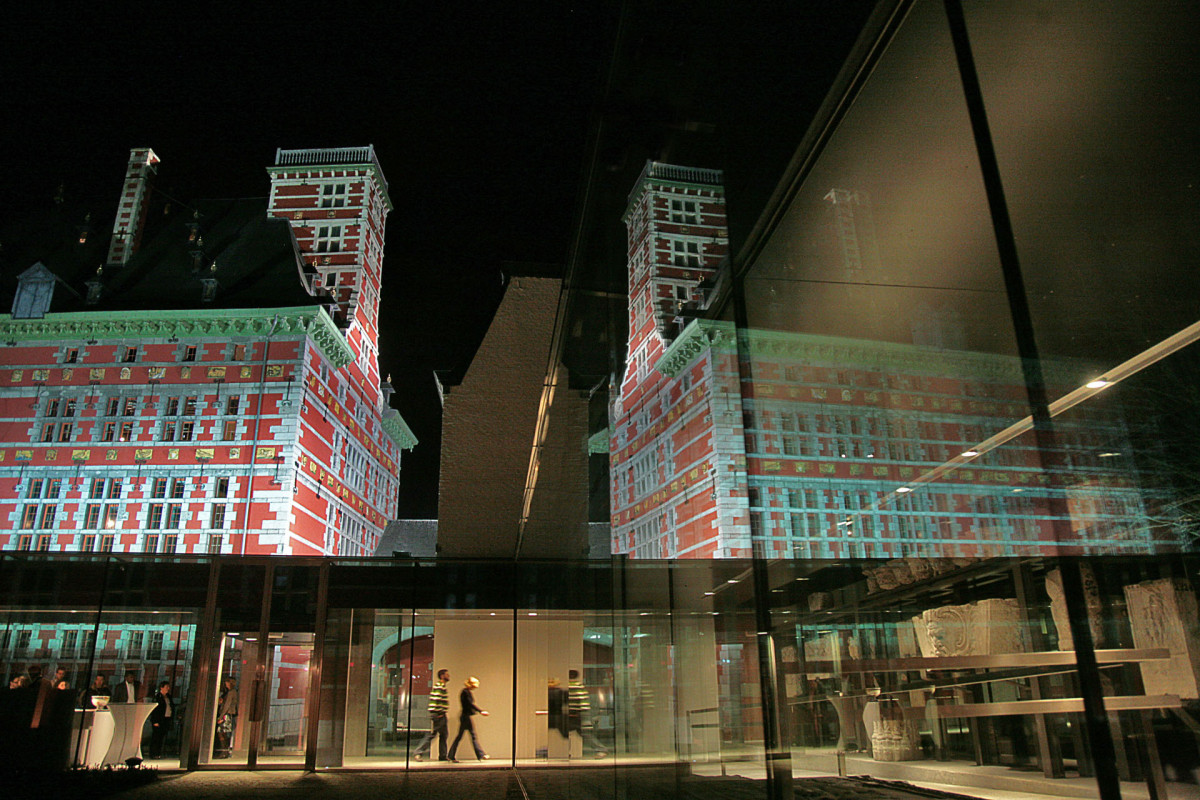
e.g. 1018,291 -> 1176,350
413,668 -> 450,762
568,669 -> 607,758
447,677 -> 489,762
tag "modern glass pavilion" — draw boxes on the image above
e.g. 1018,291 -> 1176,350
5,2 -> 1200,800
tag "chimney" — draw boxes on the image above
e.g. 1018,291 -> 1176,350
105,147 -> 160,267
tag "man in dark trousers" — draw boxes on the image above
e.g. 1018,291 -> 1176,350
447,676 -> 489,762
147,681 -> 175,759
413,668 -> 450,761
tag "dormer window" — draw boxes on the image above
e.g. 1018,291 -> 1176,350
122,346 -> 138,363
11,262 -> 57,319
320,184 -> 348,208
183,345 -> 197,362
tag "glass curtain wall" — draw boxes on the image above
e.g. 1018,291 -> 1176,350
0,555 -> 206,771
3,550 -> 1194,797
731,1 -> 1200,799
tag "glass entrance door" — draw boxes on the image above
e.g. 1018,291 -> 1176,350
208,632 -> 252,766
256,632 -> 314,763
203,630 -> 315,766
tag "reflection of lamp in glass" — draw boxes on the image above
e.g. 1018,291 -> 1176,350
1086,378 -> 1111,390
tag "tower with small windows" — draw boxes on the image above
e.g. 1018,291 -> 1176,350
266,146 -> 391,397
106,147 -> 160,268
618,162 -> 727,404
610,163 -> 752,559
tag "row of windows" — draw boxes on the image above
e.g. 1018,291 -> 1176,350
0,628 -> 172,659
44,394 -> 241,418
18,500 -> 231,531
39,419 -> 244,444
745,483 -> 1145,525
39,415 -> 244,444
56,343 -> 253,365
22,475 -> 231,503
771,366 -> 1020,400
12,531 -> 225,555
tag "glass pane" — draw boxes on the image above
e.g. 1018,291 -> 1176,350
0,556 -> 202,771
258,632 -> 314,763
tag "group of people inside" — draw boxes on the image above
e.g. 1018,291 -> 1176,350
6,666 -> 177,760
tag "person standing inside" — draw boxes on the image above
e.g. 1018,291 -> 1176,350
447,677 -> 489,762
79,674 -> 110,708
214,677 -> 239,758
148,682 -> 175,759
413,668 -> 450,762
111,670 -> 140,703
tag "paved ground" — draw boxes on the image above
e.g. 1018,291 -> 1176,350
10,767 -> 998,800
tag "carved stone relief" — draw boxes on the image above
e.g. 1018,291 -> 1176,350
864,557 -> 976,594
869,697 -> 921,761
1124,577 -> 1200,700
912,598 -> 1027,657
1045,565 -> 1105,651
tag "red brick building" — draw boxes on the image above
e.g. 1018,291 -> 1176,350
610,163 -> 1170,560
0,146 -> 414,557
609,162 -> 740,557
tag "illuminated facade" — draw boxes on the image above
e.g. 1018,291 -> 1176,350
0,147 -> 415,558
611,166 -> 1172,560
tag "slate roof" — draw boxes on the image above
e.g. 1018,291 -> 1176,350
0,193 -> 332,319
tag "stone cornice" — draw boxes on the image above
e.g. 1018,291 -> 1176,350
653,323 -> 1082,385
623,180 -> 726,225
267,162 -> 393,211
381,409 -> 418,450
654,319 -> 736,377
739,328 -> 1076,384
0,305 -> 354,369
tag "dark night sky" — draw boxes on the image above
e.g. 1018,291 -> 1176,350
0,1 -> 875,517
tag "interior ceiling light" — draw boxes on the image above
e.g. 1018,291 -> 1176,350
896,486 -> 913,493
1086,378 -> 1111,389
961,450 -> 979,457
